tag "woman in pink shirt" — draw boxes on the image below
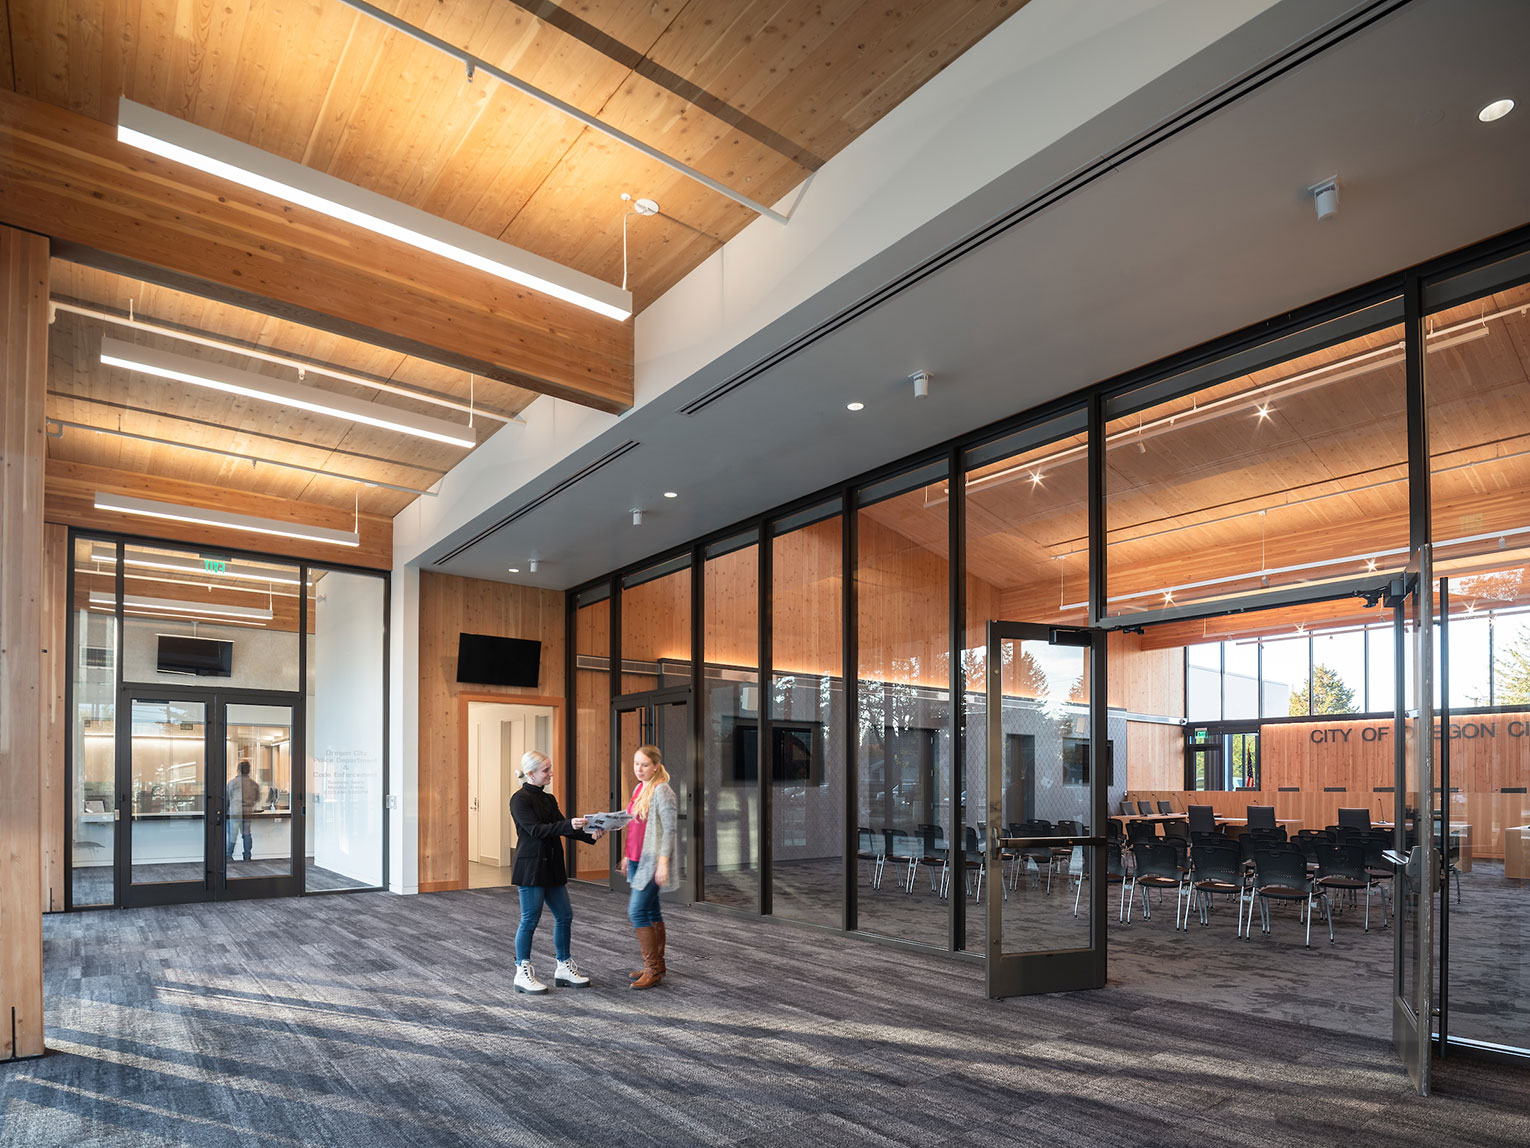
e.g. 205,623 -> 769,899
620,744 -> 679,989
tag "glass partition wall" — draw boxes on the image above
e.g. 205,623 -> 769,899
66,537 -> 388,907
564,230 -> 1530,1057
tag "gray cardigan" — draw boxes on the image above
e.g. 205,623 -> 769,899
629,781 -> 679,892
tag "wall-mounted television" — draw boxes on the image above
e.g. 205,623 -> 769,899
157,635 -> 233,677
732,720 -> 824,786
456,632 -> 541,688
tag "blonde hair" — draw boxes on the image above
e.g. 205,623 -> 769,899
518,750 -> 551,782
631,744 -> 670,821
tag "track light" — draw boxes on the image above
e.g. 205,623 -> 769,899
116,98 -> 633,320
101,338 -> 477,448
95,492 -> 360,548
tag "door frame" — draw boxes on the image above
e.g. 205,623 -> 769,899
1390,551 -> 1435,1094
117,684 -> 304,907
984,621 -> 1107,998
610,686 -> 694,903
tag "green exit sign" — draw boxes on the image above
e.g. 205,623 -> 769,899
203,556 -> 229,574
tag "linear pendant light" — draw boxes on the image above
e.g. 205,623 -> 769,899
88,591 -> 275,622
100,337 -> 477,449
94,492 -> 360,548
116,98 -> 632,321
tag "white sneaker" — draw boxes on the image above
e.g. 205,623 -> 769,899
513,960 -> 548,995
554,958 -> 591,988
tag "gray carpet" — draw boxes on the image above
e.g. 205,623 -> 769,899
4,884 -> 1528,1147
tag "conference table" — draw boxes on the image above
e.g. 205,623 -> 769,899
1214,816 -> 1303,839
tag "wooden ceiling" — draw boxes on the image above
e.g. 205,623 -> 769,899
2,0 -> 1022,560
861,279 -> 1530,642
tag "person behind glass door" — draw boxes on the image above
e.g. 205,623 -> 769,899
509,750 -> 602,995
619,744 -> 679,990
225,760 -> 261,862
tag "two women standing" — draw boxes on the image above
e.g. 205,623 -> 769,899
507,744 -> 678,995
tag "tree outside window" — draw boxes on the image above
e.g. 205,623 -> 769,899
1290,663 -> 1360,715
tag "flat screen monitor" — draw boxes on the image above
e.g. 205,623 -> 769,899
157,634 -> 233,677
456,632 -> 541,688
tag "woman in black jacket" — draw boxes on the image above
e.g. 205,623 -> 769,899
509,750 -> 601,994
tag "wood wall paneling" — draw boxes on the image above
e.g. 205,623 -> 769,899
573,601 -> 612,882
1,225 -> 49,1059
417,572 -> 567,891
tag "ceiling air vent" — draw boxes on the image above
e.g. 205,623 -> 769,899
430,440 -> 640,565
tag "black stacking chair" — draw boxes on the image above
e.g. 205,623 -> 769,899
1187,804 -> 1217,836
1246,825 -> 1287,844
1250,849 -> 1327,947
1246,804 -> 1277,830
915,824 -> 949,894
1162,819 -> 1189,841
1126,819 -> 1158,844
1314,841 -> 1386,934
1105,818 -> 1124,845
1337,807 -> 1372,831
1052,819 -> 1083,876
857,828 -> 886,890
1075,840 -> 1133,923
1015,819 -> 1057,892
885,828 -> 924,893
1124,840 -> 1189,928
1189,841 -> 1250,934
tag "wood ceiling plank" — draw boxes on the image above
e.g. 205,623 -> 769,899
46,459 -> 394,570
0,88 -> 633,410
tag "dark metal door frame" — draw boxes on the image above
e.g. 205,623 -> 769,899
984,621 -> 1107,998
609,686 -> 694,903
117,684 -> 303,907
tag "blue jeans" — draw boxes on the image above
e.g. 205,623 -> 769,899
627,861 -> 664,928
516,884 -> 573,963
225,817 -> 252,860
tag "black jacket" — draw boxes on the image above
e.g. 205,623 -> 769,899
509,783 -> 593,888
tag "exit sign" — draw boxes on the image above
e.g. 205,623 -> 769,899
203,556 -> 229,574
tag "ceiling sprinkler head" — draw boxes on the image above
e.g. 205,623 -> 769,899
910,370 -> 931,398
632,509 -> 643,526
528,558 -> 539,573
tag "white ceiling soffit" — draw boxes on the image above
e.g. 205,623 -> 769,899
425,0 -> 1530,588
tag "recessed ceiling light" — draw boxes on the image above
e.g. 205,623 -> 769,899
1478,98 -> 1515,123
663,491 -> 678,499
508,567 -> 520,573
846,402 -> 864,411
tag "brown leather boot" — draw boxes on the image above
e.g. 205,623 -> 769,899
629,921 -> 667,979
629,926 -> 662,990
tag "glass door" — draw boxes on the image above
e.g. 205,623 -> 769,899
120,689 -> 301,906
221,701 -> 299,900
611,688 -> 693,903
1392,549 -> 1436,1094
122,695 -> 210,905
984,622 -> 1106,998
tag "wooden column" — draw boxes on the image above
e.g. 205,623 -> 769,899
1,224 -> 48,1059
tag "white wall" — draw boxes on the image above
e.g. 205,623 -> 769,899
312,571 -> 386,888
122,616 -> 298,692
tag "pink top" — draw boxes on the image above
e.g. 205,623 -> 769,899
624,783 -> 648,864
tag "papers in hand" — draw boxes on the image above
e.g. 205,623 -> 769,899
584,810 -> 633,832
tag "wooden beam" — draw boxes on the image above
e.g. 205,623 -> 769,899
0,89 -> 632,414
1,224 -> 48,1060
46,461 -> 394,572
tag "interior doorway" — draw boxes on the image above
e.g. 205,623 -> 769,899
464,701 -> 556,889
